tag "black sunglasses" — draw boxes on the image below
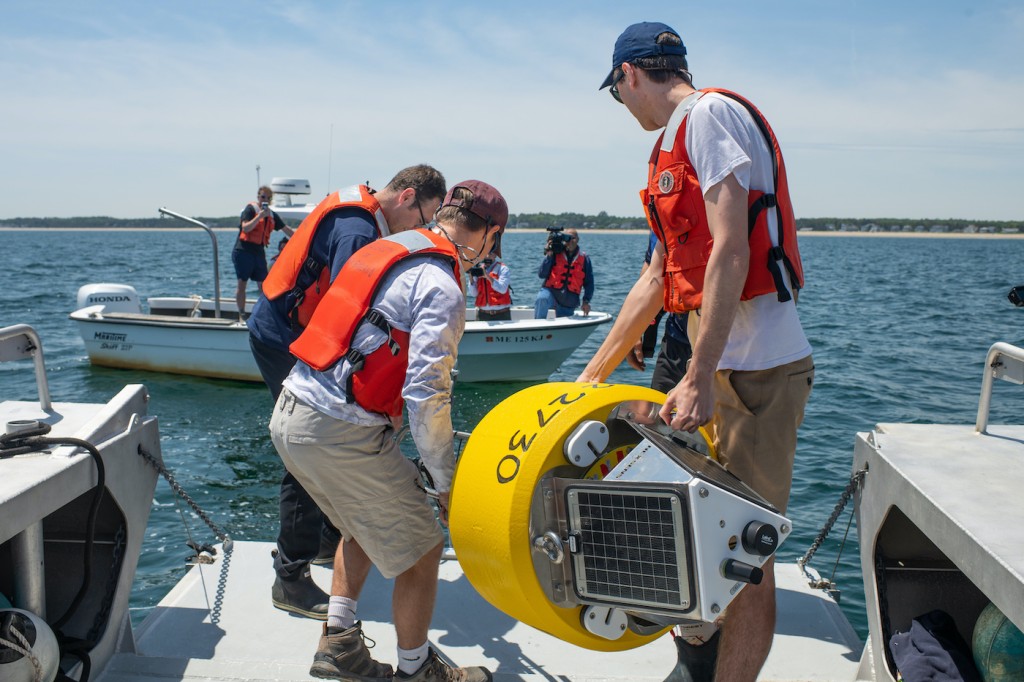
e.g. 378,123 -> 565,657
416,200 -> 430,227
610,69 -> 625,104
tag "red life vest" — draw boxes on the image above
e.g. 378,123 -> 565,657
641,88 -> 804,313
543,251 -> 587,295
238,202 -> 276,246
474,261 -> 512,308
262,186 -> 384,330
289,229 -> 460,417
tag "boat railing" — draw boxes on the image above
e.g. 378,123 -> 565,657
158,207 -> 222,318
0,324 -> 51,411
976,341 -> 1024,434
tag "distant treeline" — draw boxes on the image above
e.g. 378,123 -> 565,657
2,213 -> 1023,232
0,215 -> 243,229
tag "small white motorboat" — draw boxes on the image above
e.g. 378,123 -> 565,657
69,208 -> 611,384
69,286 -> 610,384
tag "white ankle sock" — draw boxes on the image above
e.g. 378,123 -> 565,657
397,641 -> 430,675
327,596 -> 357,630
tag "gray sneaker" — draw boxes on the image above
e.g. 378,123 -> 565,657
396,648 -> 491,682
309,621 -> 393,681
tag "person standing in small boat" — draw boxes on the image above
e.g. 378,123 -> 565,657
580,22 -> 814,682
247,165 -> 447,622
233,186 -> 293,318
467,247 -> 512,321
533,228 -> 595,318
269,181 -> 506,682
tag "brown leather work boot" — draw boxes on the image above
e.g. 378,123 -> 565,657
396,647 -> 492,682
309,621 -> 394,681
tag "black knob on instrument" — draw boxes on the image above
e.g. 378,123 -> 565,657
722,559 -> 764,585
742,521 -> 779,556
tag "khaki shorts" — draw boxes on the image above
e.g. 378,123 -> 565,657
710,355 -> 814,512
270,389 -> 444,578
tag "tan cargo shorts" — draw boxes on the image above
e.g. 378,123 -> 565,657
270,389 -> 444,578
710,354 -> 815,513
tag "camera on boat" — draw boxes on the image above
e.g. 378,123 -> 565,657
546,225 -> 573,254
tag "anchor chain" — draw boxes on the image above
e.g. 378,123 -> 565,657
137,445 -> 231,545
797,467 -> 868,587
87,523 -> 126,644
209,541 -> 233,626
875,553 -> 892,639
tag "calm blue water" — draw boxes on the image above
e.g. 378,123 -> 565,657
3,228 -> 1023,639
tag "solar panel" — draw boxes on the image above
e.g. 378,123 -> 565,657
567,486 -> 693,612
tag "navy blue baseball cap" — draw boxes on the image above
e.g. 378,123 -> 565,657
599,22 -> 687,89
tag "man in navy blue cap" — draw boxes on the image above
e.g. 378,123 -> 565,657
580,21 -> 813,682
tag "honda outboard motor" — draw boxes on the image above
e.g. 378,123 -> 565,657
449,383 -> 791,652
75,284 -> 142,314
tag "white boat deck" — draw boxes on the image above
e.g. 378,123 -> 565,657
864,419 -> 1024,626
851,417 -> 1024,675
97,541 -> 861,682
0,400 -> 111,544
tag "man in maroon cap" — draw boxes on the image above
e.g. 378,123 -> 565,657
269,181 -> 505,682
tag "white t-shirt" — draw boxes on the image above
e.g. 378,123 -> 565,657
668,91 -> 811,371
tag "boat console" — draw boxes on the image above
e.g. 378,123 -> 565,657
268,177 -> 311,205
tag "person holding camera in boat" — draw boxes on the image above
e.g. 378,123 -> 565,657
269,181 -> 506,682
467,244 -> 512,321
247,165 -> 447,622
579,22 -> 814,682
233,186 -> 294,318
533,227 -> 594,319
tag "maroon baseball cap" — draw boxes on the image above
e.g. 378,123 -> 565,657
441,180 -> 508,229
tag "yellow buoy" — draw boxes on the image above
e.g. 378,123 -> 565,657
449,382 -> 675,651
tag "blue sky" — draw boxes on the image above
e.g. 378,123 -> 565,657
2,1 -> 1022,221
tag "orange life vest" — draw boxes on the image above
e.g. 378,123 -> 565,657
262,186 -> 384,330
543,251 -> 587,295
474,261 -> 512,308
238,202 -> 276,246
642,88 -> 804,313
289,229 -> 460,417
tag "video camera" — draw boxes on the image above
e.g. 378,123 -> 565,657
468,258 -> 494,278
1008,285 -> 1024,307
546,226 -> 573,255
